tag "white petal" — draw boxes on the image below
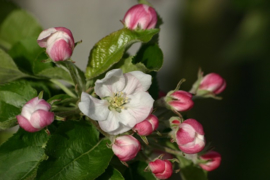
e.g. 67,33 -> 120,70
78,92 -> 109,121
95,69 -> 126,98
122,71 -> 152,94
107,123 -> 133,135
116,109 -> 137,127
125,92 -> 154,124
37,28 -> 57,47
98,111 -> 120,132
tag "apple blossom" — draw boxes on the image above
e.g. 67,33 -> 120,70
165,90 -> 194,112
199,151 -> 221,171
176,119 -> 205,154
37,27 -> 74,62
123,4 -> 157,30
16,97 -> 54,132
149,159 -> 173,179
198,73 -> 226,95
78,69 -> 154,135
112,135 -> 141,162
133,114 -> 159,136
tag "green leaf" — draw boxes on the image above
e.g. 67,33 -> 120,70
86,28 -> 159,79
124,161 -> 156,180
0,80 -> 37,130
0,80 -> 37,108
0,128 -> 50,180
133,44 -> 163,71
8,38 -> 73,84
177,156 -> 208,180
0,49 -> 28,84
8,37 -> 43,74
36,121 -> 113,180
0,101 -> 20,130
0,9 -> 42,49
114,56 -> 148,73
97,166 -> 124,180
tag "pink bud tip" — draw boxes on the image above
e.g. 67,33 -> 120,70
16,97 -> 54,132
149,159 -> 173,179
133,114 -> 159,136
176,119 -> 205,154
199,151 -> 221,171
199,73 -> 226,94
167,90 -> 194,112
37,27 -> 75,62
123,4 -> 157,30
112,135 -> 141,162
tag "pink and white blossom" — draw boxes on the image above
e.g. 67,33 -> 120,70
165,90 -> 194,112
198,73 -> 226,95
79,69 -> 154,135
112,135 -> 141,162
176,119 -> 205,154
133,114 -> 159,136
37,27 -> 74,62
123,4 -> 157,30
149,159 -> 173,179
199,151 -> 221,171
16,97 -> 54,132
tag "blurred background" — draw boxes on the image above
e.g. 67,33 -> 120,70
2,0 -> 270,179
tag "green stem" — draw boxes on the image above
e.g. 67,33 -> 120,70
149,139 -> 184,157
50,79 -> 76,98
60,61 -> 86,96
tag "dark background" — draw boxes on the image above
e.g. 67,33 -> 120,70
172,0 -> 270,179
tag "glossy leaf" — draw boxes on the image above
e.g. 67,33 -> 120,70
97,166 -> 124,180
0,9 -> 42,49
0,49 -> 28,84
36,121 -> 113,180
0,128 -> 50,180
85,28 -> 159,79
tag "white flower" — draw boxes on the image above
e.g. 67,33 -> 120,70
79,69 -> 154,135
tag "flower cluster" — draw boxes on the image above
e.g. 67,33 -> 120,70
11,3 -> 226,180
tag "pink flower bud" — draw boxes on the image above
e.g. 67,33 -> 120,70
166,90 -> 194,112
199,151 -> 221,171
112,135 -> 141,162
16,97 -> 54,132
123,4 -> 157,30
133,114 -> 159,136
149,159 -> 173,179
199,73 -> 226,94
37,27 -> 75,62
176,119 -> 205,154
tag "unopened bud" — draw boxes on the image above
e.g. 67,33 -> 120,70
199,151 -> 221,171
133,114 -> 159,136
176,119 -> 205,154
16,97 -> 54,132
112,135 -> 141,162
37,27 -> 75,62
123,4 -> 157,30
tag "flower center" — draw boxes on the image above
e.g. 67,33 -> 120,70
107,92 -> 129,113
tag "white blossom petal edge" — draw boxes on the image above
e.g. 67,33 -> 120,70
78,69 -> 154,135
